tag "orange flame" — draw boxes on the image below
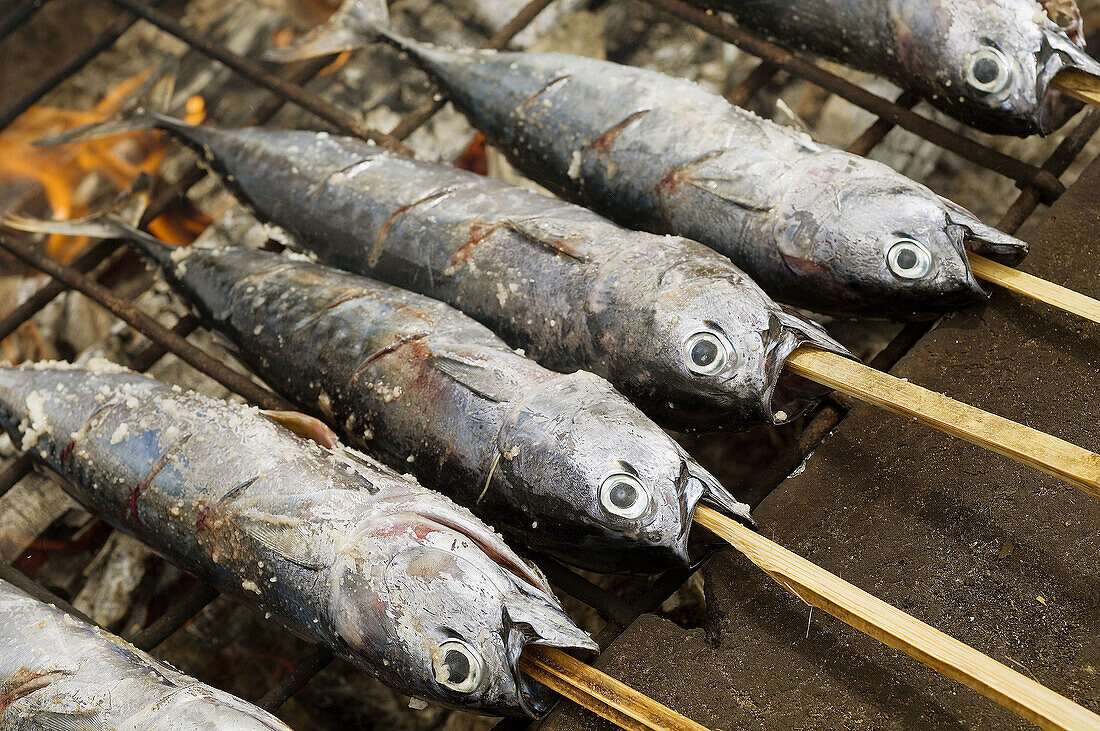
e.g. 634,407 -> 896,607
0,71 -> 209,263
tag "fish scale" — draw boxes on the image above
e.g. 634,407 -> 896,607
0,363 -> 595,717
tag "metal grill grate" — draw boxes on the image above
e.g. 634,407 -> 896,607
0,0 -> 1098,726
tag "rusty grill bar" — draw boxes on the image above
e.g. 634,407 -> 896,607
0,0 -> 1098,726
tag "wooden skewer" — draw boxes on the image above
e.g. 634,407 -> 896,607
968,254 -> 1100,326
520,646 -> 710,731
1052,70 -> 1100,108
785,346 -> 1100,500
694,506 -> 1100,731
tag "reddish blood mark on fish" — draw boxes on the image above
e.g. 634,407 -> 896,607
655,168 -> 683,196
592,110 -> 650,152
352,333 -> 431,387
125,434 -> 191,524
196,507 -> 211,532
124,482 -> 151,525
448,221 -> 497,268
60,439 -> 76,461
0,669 -> 56,714
374,518 -> 436,541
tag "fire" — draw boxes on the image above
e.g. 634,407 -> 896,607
0,72 -> 209,263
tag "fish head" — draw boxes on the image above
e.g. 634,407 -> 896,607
775,150 -> 1027,318
593,254 -> 848,430
333,504 -> 595,716
492,371 -> 753,571
898,0 -> 1099,135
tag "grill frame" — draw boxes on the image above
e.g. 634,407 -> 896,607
0,0 -> 1098,725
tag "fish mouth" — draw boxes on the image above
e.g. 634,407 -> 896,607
682,462 -> 754,563
938,196 -> 1029,267
683,460 -> 753,528
956,217 -> 1029,268
503,602 -> 598,717
1039,28 -> 1100,134
763,308 -> 851,425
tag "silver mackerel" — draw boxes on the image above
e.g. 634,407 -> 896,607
0,362 -> 596,717
0,578 -> 293,730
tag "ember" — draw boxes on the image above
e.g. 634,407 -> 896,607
0,73 -> 208,263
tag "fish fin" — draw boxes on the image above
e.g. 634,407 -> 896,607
329,446 -> 383,494
682,175 -> 773,213
36,55 -> 180,147
2,176 -> 175,268
18,709 -> 107,731
207,328 -> 243,356
263,410 -> 342,448
500,217 -> 590,264
232,513 -> 330,570
430,354 -> 515,402
264,0 -> 392,62
671,149 -> 774,213
217,475 -> 262,506
777,252 -> 830,275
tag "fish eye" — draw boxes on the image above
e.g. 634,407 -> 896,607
964,47 -> 1012,94
886,238 -> 933,279
435,639 -> 485,693
599,473 -> 650,519
682,330 -> 735,376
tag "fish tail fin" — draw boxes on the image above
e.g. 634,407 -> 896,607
34,54 -> 184,147
2,175 -> 175,269
264,0 -> 404,62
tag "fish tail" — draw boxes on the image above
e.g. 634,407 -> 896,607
34,54 -> 187,147
2,175 -> 174,269
264,0 -> 404,62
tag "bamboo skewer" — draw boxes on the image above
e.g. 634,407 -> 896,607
694,506 -> 1100,731
1053,71 -> 1100,108
520,646 -> 710,731
968,254 -> 1100,325
785,346 -> 1100,500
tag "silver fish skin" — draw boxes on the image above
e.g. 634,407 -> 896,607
77,116 -> 841,431
703,0 -> 1100,137
0,578 -> 292,730
0,362 -> 596,717
26,200 -> 752,573
265,0 -> 1030,320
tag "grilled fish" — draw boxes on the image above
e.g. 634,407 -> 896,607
0,362 -> 596,716
0,577 -> 293,730
697,0 -> 1100,137
5,202 -> 754,573
40,101 -> 845,431
266,0 -> 1030,320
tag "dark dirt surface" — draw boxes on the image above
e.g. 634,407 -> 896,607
542,155 -> 1100,729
